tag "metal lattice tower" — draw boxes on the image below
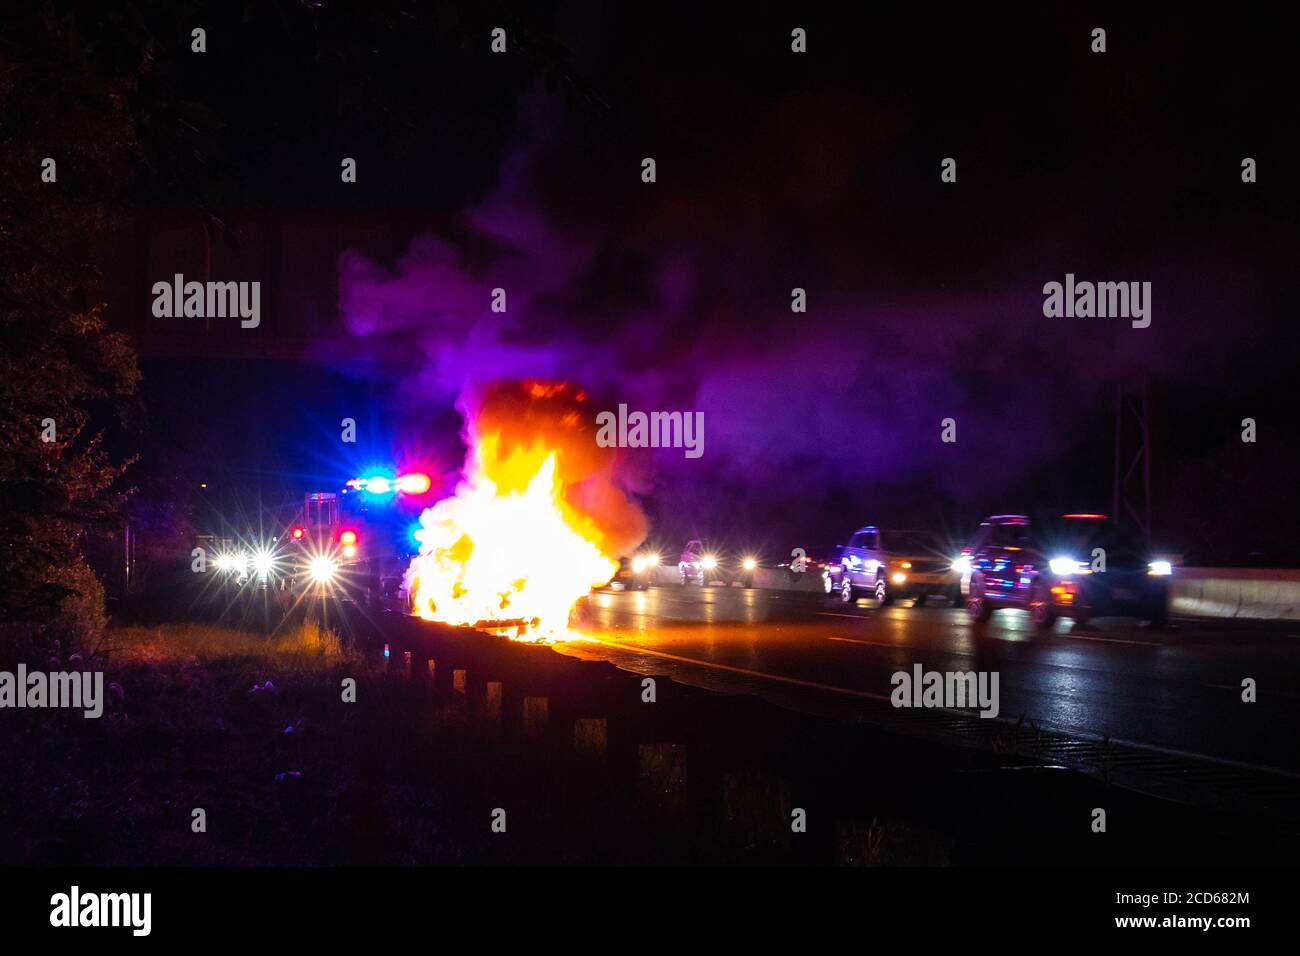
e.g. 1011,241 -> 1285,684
1112,377 -> 1152,548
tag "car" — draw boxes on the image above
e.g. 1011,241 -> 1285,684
823,526 -> 961,605
877,530 -> 963,605
679,540 -> 718,585
964,512 -> 1171,629
953,515 -> 1030,598
604,554 -> 656,591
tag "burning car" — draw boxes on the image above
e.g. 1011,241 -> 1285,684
403,381 -> 644,640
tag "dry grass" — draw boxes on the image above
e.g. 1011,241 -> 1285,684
108,618 -> 352,670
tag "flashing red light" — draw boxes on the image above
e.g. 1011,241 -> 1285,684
339,530 -> 358,546
396,472 -> 432,495
291,526 -> 305,540
1063,513 -> 1109,520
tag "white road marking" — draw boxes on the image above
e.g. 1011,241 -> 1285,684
1064,633 -> 1159,647
827,636 -> 898,648
562,634 -> 893,702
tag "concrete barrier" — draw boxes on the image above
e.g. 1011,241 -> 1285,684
1170,568 -> 1300,621
631,561 -> 1300,621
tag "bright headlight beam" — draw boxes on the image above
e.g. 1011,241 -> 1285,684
1049,556 -> 1084,576
309,556 -> 338,584
252,550 -> 275,578
1148,560 -> 1173,576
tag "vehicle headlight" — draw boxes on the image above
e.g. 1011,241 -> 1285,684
701,555 -> 718,570
214,553 -> 233,571
646,554 -> 660,566
952,556 -> 971,575
891,572 -> 907,584
309,556 -> 338,583
742,557 -> 757,571
1147,560 -> 1172,576
631,556 -> 647,573
1049,556 -> 1085,576
252,550 -> 276,578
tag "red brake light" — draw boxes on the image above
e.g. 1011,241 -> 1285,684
291,526 -> 305,540
339,530 -> 358,546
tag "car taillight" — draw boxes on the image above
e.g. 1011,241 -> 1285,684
339,530 -> 358,546
291,526 -> 305,540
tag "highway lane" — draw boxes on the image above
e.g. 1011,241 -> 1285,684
558,584 -> 1300,773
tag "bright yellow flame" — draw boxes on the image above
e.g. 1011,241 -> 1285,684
406,439 -> 618,641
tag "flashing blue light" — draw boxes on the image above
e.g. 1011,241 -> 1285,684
348,472 -> 397,496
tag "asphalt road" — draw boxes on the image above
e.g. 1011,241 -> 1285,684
557,584 -> 1300,774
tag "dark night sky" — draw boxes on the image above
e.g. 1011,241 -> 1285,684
102,3 -> 1298,556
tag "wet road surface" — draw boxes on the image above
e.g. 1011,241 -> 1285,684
556,584 -> 1300,773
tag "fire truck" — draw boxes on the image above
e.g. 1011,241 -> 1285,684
281,492 -> 357,587
283,490 -> 417,606
287,477 -> 431,606
199,472 -> 430,609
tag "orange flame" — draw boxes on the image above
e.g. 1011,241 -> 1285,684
406,381 -> 645,640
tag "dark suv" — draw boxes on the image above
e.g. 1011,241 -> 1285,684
964,513 -> 1171,629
